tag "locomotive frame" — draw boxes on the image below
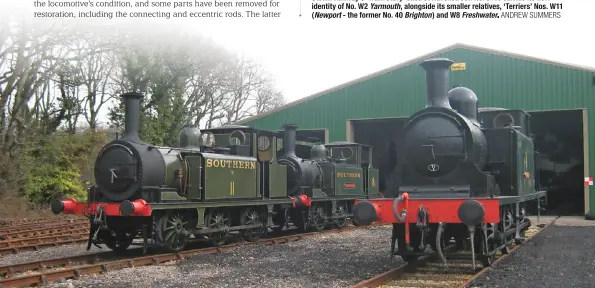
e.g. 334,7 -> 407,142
352,57 -> 547,268
51,92 -> 382,253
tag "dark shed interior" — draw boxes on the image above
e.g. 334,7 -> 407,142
351,118 -> 407,192
528,109 -> 585,215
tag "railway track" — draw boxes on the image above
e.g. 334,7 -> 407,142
352,218 -> 556,288
0,232 -> 89,249
0,223 -> 386,287
0,235 -> 89,256
0,219 -> 87,235
0,218 -> 53,227
0,219 -> 90,255
0,224 -> 89,241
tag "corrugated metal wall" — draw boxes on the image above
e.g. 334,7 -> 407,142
244,47 -> 595,211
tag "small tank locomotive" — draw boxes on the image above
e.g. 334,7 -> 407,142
352,58 -> 547,268
51,92 -> 382,253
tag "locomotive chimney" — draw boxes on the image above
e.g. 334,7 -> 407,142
121,92 -> 143,142
419,58 -> 455,109
282,124 -> 298,158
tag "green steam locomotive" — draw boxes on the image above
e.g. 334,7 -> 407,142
51,92 -> 382,253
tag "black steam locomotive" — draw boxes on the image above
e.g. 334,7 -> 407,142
353,58 -> 547,268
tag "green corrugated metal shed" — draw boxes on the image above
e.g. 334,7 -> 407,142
237,43 -> 595,212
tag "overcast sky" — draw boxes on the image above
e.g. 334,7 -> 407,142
4,0 -> 594,104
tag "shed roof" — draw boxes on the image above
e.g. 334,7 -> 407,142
236,43 -> 595,125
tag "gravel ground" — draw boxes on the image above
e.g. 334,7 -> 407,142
467,225 -> 595,288
46,226 -> 401,288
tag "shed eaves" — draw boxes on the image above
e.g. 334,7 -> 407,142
236,43 -> 595,125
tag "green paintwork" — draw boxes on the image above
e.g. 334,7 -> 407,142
516,131 -> 536,196
185,155 -> 203,199
312,188 -> 329,197
485,128 -> 535,198
151,199 -> 293,212
159,149 -> 183,192
213,133 -> 230,147
250,133 -> 262,198
242,46 -> 595,211
366,168 -> 381,197
498,191 -> 547,205
203,153 -> 258,200
244,48 -> 594,142
149,196 -> 360,210
91,125 -> 384,242
160,191 -> 187,201
149,195 -> 364,228
491,128 -> 536,198
333,166 -> 364,196
269,161 -> 288,198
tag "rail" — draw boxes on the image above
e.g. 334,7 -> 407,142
351,218 -> 557,288
0,219 -> 87,234
0,235 -> 89,256
0,232 -> 89,249
0,223 -> 89,240
0,223 -> 388,287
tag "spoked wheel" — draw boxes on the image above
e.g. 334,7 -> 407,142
333,202 -> 348,229
102,229 -> 137,254
515,206 -> 529,244
156,211 -> 192,252
308,203 -> 326,232
500,206 -> 515,254
205,209 -> 230,246
241,208 -> 266,242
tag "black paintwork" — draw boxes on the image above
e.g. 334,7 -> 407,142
391,58 -> 539,202
93,92 -> 166,202
457,200 -> 485,226
278,124 -> 324,196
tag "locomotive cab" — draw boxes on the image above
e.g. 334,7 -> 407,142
201,124 -> 254,157
323,142 -> 381,198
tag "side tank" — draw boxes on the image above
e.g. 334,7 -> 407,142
157,126 -> 203,198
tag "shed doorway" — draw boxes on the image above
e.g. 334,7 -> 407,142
528,109 -> 588,216
347,117 -> 407,193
